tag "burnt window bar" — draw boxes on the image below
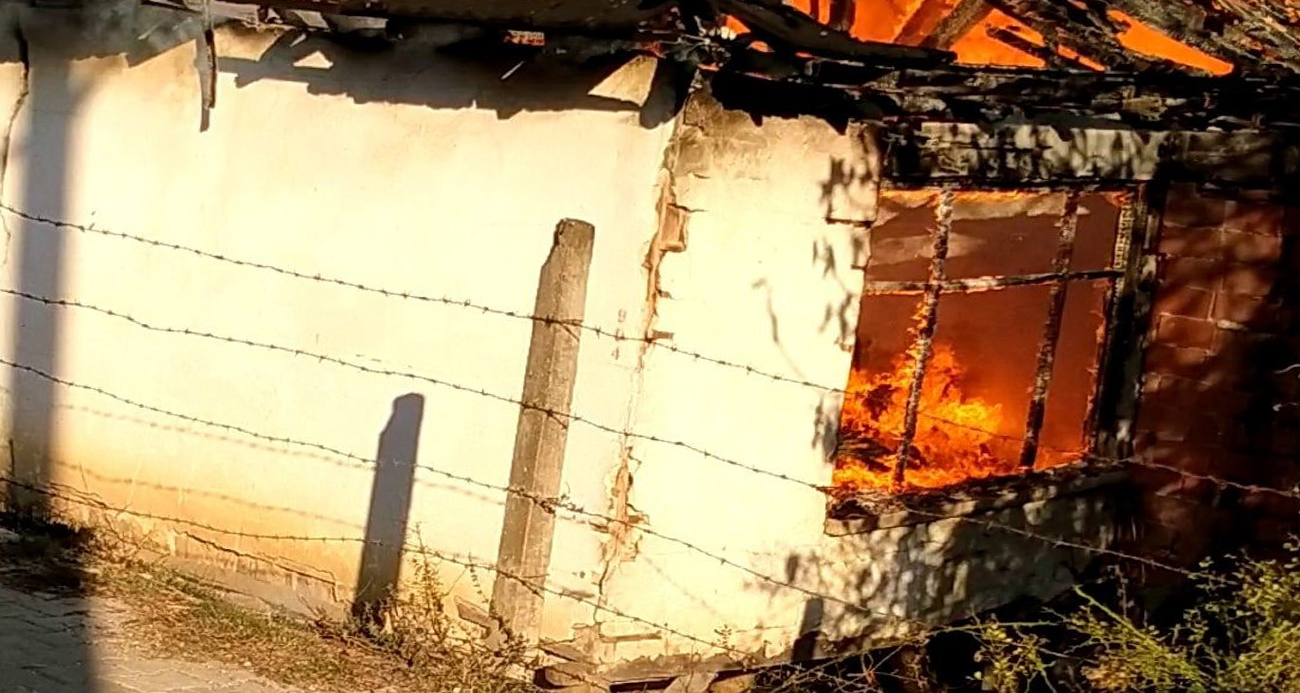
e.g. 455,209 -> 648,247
892,188 -> 954,488
1018,191 -> 1081,468
859,268 -> 1120,295
1084,190 -> 1138,444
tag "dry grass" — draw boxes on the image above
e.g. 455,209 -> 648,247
0,515 -> 537,693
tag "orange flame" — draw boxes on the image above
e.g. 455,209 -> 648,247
835,343 -> 1009,491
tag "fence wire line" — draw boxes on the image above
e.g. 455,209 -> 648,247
0,346 -> 934,628
0,471 -> 1197,693
5,281 -> 1296,509
0,285 -> 819,493
6,203 -> 1289,504
0,209 -> 1276,581
0,473 -> 758,660
0,348 -> 1235,603
0,471 -> 1138,689
0,204 -> 843,392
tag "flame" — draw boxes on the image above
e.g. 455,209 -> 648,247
723,1 -> 1235,74
835,343 -> 1016,491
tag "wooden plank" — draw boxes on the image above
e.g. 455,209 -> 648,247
883,125 -> 1296,186
491,219 -> 595,644
921,0 -> 992,49
893,189 -> 954,488
1091,181 -> 1165,459
1018,192 -> 1080,468
861,269 -> 1120,295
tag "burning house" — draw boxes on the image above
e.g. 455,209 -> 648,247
0,0 -> 1297,689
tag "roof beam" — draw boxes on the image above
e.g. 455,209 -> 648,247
709,0 -> 952,66
919,0 -> 992,49
1097,0 -> 1300,74
984,0 -> 1147,70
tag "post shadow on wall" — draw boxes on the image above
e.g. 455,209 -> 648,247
0,13 -> 102,693
352,393 -> 425,622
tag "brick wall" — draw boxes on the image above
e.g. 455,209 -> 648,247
1134,183 -> 1300,567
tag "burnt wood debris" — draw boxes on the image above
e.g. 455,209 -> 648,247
156,0 -> 1300,135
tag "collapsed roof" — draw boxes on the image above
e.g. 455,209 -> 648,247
101,0 -> 1300,131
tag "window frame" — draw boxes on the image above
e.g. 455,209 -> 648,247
827,180 -> 1162,526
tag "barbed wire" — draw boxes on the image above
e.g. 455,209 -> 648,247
0,472 -> 760,661
6,204 -> 1295,507
0,204 -> 844,396
0,472 -> 1098,691
8,276 -> 1298,519
0,208 -> 1283,603
0,348 -> 1238,612
0,481 -> 948,691
0,349 -> 940,629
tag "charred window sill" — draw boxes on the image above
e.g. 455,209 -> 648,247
824,459 -> 1128,535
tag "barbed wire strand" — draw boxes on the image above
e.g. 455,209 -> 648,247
0,472 -> 763,660
0,349 -> 1232,602
0,472 -> 1080,690
8,282 -> 1298,513
0,347 -> 942,629
5,205 -> 1291,506
0,211 -> 1270,585
0,204 -> 843,395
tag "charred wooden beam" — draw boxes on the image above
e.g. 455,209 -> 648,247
1091,181 -> 1165,460
1084,189 -> 1137,442
1096,0 -> 1300,74
896,0 -> 965,47
883,124 -> 1300,187
921,0 -> 992,49
893,189 -> 954,488
197,0 -> 675,30
984,0 -> 1146,70
709,0 -> 952,66
1019,192 -> 1080,468
861,268 -> 1120,296
985,26 -> 1096,70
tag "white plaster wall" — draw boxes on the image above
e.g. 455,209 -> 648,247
0,16 -> 672,638
0,10 -> 1119,669
593,92 -> 1116,666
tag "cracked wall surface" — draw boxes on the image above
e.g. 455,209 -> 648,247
0,15 -> 673,641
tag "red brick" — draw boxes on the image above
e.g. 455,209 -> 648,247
1141,373 -> 1166,397
1144,343 -> 1210,379
1222,230 -> 1284,264
1158,226 -> 1222,259
1141,442 -> 1216,475
1224,201 -> 1284,236
1161,257 -> 1224,292
1210,327 -> 1272,360
1142,373 -> 1210,405
1212,292 -> 1270,327
1163,185 -> 1228,228
1185,412 -> 1228,446
1221,263 -> 1277,297
1154,315 -> 1217,348
1153,287 -> 1214,319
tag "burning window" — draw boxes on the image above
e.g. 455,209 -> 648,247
834,188 -> 1134,501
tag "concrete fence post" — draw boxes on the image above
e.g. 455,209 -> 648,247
490,218 -> 595,645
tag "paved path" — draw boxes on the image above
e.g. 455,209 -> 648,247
0,583 -> 300,693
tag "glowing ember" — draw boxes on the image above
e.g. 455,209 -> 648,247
835,343 -> 1017,492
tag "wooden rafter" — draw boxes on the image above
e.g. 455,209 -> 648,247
983,0 -> 1148,70
920,0 -> 992,49
1097,0 -> 1300,74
